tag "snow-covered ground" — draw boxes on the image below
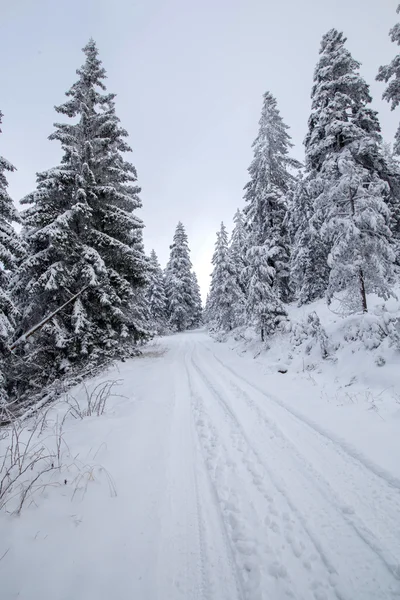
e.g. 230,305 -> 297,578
1,325 -> 400,599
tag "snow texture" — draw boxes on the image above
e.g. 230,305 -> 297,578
1,310 -> 400,599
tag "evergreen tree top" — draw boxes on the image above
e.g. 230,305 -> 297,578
170,222 -> 189,248
245,91 -> 299,195
305,29 -> 381,172
55,39 -> 111,119
149,249 -> 159,264
211,222 -> 229,265
230,209 -> 247,247
166,222 -> 192,274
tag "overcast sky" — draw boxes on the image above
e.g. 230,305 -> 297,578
1,0 -> 399,299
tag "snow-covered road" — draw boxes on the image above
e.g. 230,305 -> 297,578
2,330 -> 400,600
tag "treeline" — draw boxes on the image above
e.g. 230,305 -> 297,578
206,17 -> 400,340
0,41 -> 201,412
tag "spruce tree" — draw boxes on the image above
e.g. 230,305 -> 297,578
244,91 -> 300,304
146,250 -> 167,334
208,222 -> 245,331
164,222 -> 194,332
14,40 -> 149,389
229,209 -> 249,296
0,111 -> 23,405
322,152 -> 394,311
377,4 -> 400,154
203,293 -> 212,325
288,175 -> 330,305
306,30 -> 395,312
244,244 -> 287,341
189,271 -> 203,328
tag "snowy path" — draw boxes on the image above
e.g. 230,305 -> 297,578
2,330 -> 400,600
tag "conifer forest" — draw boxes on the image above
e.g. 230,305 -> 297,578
2,5 -> 400,599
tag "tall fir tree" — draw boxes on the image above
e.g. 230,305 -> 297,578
207,222 -> 245,331
146,250 -> 167,334
244,91 -> 300,304
305,30 -> 394,312
0,111 -> 24,405
14,40 -> 149,389
164,222 -> 195,332
377,4 -> 400,154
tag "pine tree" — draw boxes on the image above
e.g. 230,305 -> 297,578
146,250 -> 167,334
306,30 -> 395,312
377,4 -> 400,154
207,222 -> 245,331
0,111 -> 24,405
189,271 -> 203,328
244,91 -> 300,304
164,222 -> 194,332
14,40 -> 149,389
229,209 -> 249,296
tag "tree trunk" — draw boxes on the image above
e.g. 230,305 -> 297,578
261,326 -> 265,342
359,267 -> 368,313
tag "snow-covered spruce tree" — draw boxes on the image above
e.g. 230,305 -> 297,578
207,222 -> 245,331
288,175 -> 330,305
189,271 -> 203,328
164,222 -> 195,332
321,151 -> 394,311
203,292 -> 212,325
229,208 -> 249,296
244,243 -> 287,342
377,4 -> 400,154
244,91 -> 300,304
14,40 -> 149,390
146,250 -> 167,334
306,30 -> 395,312
0,111 -> 24,406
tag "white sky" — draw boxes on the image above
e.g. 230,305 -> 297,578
1,0 -> 399,300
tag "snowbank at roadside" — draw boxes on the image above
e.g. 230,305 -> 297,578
209,290 -> 400,478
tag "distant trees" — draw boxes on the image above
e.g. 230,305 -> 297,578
146,250 -> 168,334
207,222 -> 244,331
164,222 -> 202,332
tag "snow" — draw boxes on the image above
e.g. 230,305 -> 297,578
1,318 -> 400,599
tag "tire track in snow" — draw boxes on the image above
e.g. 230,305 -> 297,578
184,352 -> 247,600
201,343 -> 400,491
230,379 -> 400,574
191,346 -> 400,599
183,342 -> 243,600
199,343 -> 400,568
200,357 -> 400,579
187,350 -> 339,600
